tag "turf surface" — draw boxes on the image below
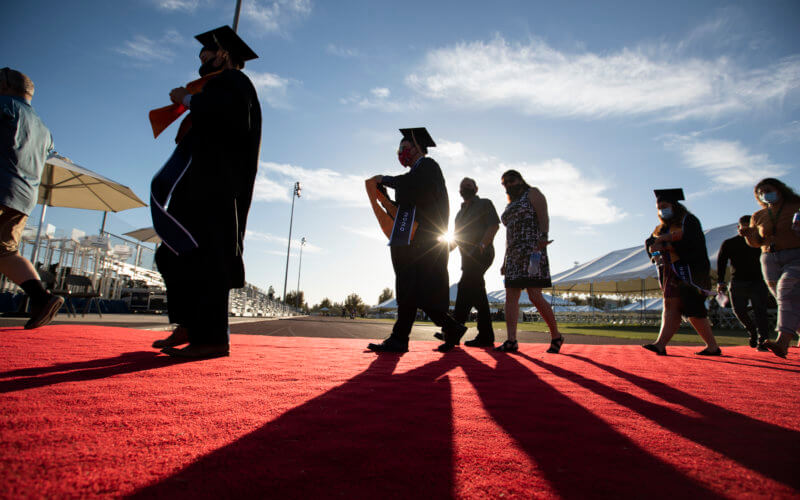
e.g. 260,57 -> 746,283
1,325 -> 798,498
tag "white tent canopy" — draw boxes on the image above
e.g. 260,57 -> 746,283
373,285 -> 575,309
549,223 -> 738,294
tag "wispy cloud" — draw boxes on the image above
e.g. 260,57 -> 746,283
245,229 -> 322,252
245,70 -> 295,108
254,142 -> 623,226
764,121 -> 800,144
243,0 -> 312,35
435,140 -> 624,225
254,162 -> 369,206
665,135 -> 789,189
340,87 -> 410,112
405,35 -> 800,121
153,0 -> 201,12
115,30 -> 185,63
343,225 -> 386,242
326,43 -> 360,58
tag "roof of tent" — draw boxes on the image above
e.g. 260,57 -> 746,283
610,298 -> 664,311
549,223 -> 737,294
372,284 -> 575,309
523,305 -> 602,313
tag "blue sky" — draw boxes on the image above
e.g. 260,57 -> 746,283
2,0 -> 799,306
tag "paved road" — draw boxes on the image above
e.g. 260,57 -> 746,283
0,314 -> 697,346
230,316 -> 659,345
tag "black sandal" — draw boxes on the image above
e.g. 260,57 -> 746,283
643,343 -> 667,356
495,340 -> 518,352
546,335 -> 564,354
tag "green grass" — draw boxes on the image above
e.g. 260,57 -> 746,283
360,317 -> 751,346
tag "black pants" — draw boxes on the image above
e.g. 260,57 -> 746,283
454,261 -> 494,341
729,279 -> 771,341
156,246 -> 230,345
390,240 -> 462,340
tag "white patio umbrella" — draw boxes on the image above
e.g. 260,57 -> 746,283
31,153 -> 147,264
123,227 -> 161,244
123,227 -> 161,268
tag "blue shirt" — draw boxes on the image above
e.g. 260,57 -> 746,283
0,95 -> 54,215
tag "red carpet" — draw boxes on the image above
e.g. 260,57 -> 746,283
1,325 -> 799,499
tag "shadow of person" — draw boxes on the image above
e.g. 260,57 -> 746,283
131,352 -> 461,499
0,352 -> 189,394
536,353 -> 800,491
457,351 -> 721,499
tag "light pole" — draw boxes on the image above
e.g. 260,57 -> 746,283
282,181 -> 301,302
296,237 -> 306,310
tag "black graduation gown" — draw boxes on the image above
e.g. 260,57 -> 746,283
155,69 -> 261,339
389,157 -> 450,311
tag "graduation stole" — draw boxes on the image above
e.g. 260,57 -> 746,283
150,139 -> 198,256
365,178 -> 417,245
148,70 -> 223,141
651,216 -> 714,297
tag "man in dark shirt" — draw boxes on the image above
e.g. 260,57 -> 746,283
367,128 -> 466,353
435,178 -> 499,347
717,215 -> 771,350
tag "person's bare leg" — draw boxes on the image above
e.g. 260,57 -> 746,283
687,316 -> 719,350
0,253 -> 39,285
527,287 -> 561,339
654,298 -> 682,348
504,288 -> 522,342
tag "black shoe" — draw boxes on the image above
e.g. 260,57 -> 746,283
495,340 -> 518,352
433,331 -> 444,341
757,341 -> 770,352
749,336 -> 758,348
763,340 -> 788,359
444,324 -> 468,345
695,347 -> 722,356
464,337 -> 494,348
152,326 -> 189,348
367,337 -> 408,353
24,294 -> 65,329
546,335 -> 564,354
436,342 -> 457,353
161,343 -> 230,358
643,343 -> 667,356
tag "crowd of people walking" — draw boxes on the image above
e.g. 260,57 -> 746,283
2,25 -> 798,360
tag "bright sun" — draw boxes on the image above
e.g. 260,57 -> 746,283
440,231 -> 455,244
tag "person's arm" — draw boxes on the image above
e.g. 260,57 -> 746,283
528,188 -> 551,250
479,224 -> 500,252
740,217 -> 763,248
716,241 -> 729,288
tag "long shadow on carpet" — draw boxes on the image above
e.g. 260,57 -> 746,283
0,352 -> 188,393
132,350 -> 723,499
538,353 -> 800,491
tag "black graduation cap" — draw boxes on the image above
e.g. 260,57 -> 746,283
654,188 -> 685,202
195,26 -> 258,62
399,127 -> 436,149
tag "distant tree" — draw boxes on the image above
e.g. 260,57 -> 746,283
267,286 -> 276,301
344,293 -> 367,316
378,287 -> 394,304
285,290 -> 307,310
313,297 -> 333,311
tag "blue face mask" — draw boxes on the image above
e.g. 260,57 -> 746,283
658,208 -> 673,220
761,191 -> 779,204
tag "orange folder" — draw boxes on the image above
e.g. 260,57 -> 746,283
148,71 -> 221,139
365,178 -> 417,241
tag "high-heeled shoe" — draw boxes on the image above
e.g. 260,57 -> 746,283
546,335 -> 564,354
495,340 -> 518,352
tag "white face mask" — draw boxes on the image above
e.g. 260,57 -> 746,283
658,208 -> 673,220
760,191 -> 779,204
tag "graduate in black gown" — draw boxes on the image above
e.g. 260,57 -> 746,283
368,128 -> 467,353
151,26 -> 262,358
